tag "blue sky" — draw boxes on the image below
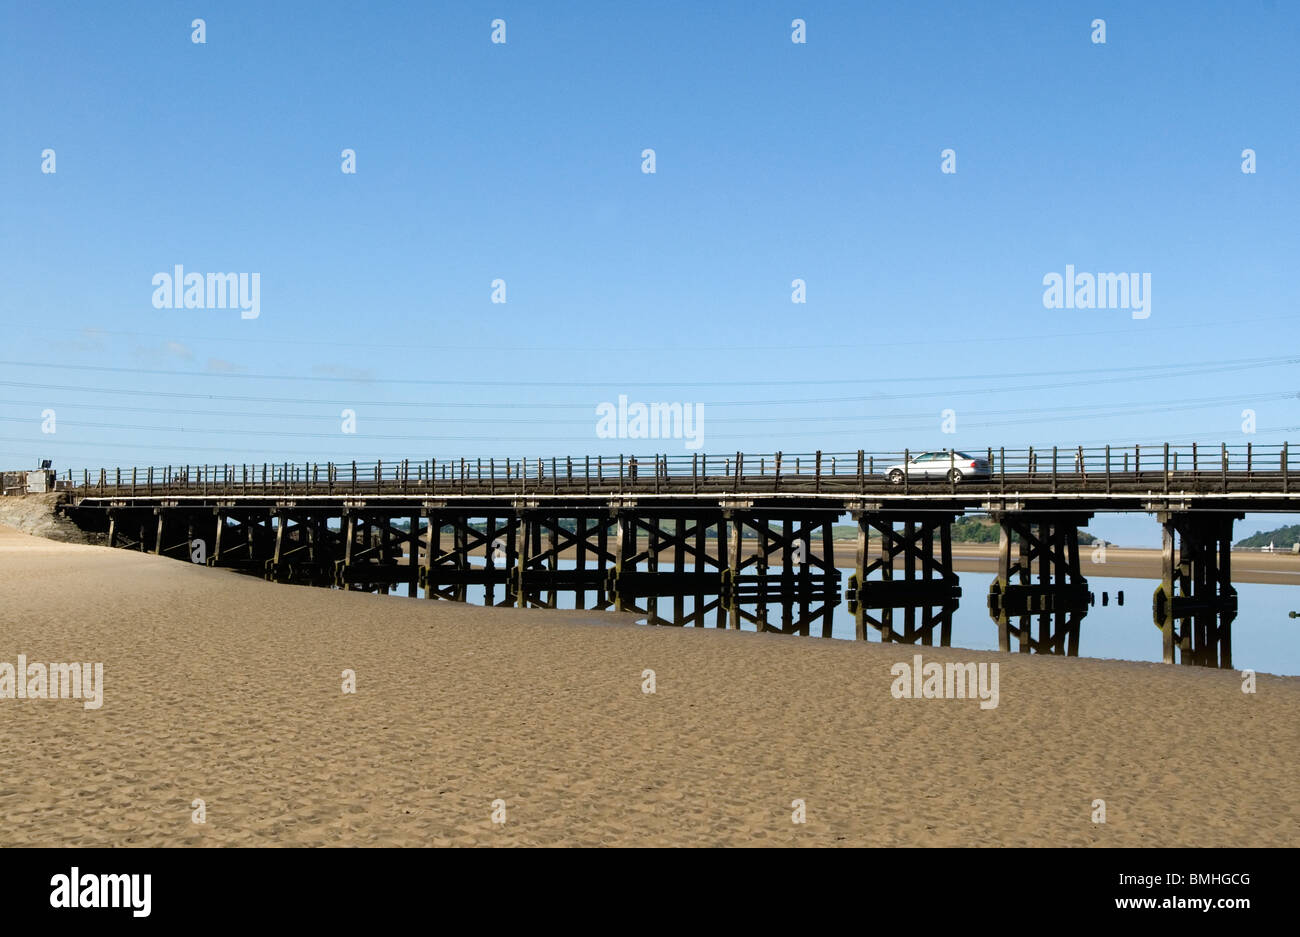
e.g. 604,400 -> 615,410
1,0 -> 1298,545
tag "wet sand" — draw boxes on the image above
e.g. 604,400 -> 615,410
1,523 -> 1296,847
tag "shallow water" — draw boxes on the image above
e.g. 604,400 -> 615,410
401,558 -> 1300,676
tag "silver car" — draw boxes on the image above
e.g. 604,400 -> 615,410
885,451 -> 991,485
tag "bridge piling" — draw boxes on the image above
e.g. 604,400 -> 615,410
1152,512 -> 1241,667
847,512 -> 960,646
987,512 -> 1092,656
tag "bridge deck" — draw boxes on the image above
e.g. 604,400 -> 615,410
61,445 -> 1300,512
69,475 -> 1300,513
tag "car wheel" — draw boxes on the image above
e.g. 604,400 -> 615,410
946,468 -> 963,484
888,469 -> 904,485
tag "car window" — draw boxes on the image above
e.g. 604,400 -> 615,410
954,451 -> 973,460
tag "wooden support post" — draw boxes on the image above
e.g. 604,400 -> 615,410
545,521 -> 559,608
342,512 -> 357,590
728,515 -> 743,630
939,519 -> 954,647
672,516 -> 685,626
646,520 -> 659,623
995,520 -> 1012,651
613,512 -> 635,614
596,515 -> 610,609
273,511 -> 287,577
574,516 -> 588,610
821,519 -> 834,638
408,512 -> 420,597
421,510 -> 438,599
212,511 -> 226,565
853,517 -> 868,640
1219,521 -> 1234,669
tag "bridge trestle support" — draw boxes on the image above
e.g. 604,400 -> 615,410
846,512 -> 961,645
987,511 -> 1093,656
1152,511 -> 1241,668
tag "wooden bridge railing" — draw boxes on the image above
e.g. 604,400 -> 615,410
66,442 -> 1298,499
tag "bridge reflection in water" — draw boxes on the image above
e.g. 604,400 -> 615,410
60,443 -> 1300,669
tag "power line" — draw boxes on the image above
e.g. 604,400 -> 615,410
21,312 -> 1300,354
0,390 -> 1289,429
2,353 -> 1293,389
0,358 -> 1292,410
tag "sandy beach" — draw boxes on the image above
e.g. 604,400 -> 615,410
1,523 -> 1296,847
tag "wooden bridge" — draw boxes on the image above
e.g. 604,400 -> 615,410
58,443 -> 1300,669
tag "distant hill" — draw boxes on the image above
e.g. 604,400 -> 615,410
1235,525 -> 1300,549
